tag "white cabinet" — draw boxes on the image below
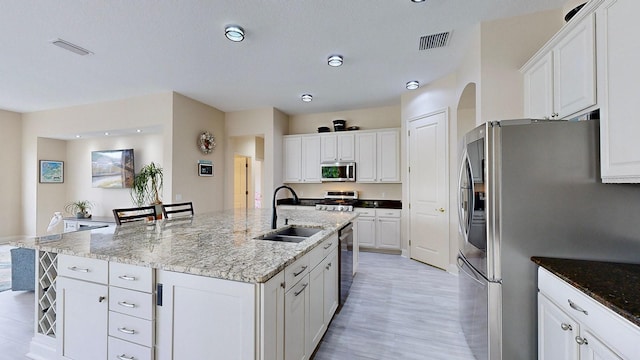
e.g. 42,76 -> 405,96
57,277 -> 108,360
320,133 -> 355,162
322,248 -> 339,324
259,271 -> 285,360
522,13 -> 596,120
355,129 -> 400,183
597,0 -> 640,183
57,255 -> 109,360
354,208 -> 401,251
156,270 -> 257,360
284,135 -> 321,183
284,275 -> 309,360
538,267 -> 640,360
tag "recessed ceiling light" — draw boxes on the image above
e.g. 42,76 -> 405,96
301,94 -> 313,102
75,135 -> 81,138
51,38 -> 93,56
104,132 -> 110,136
136,129 -> 142,133
411,0 -> 426,3
327,55 -> 343,67
225,25 -> 245,42
406,80 -> 420,90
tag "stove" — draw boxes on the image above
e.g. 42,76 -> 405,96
315,191 -> 358,211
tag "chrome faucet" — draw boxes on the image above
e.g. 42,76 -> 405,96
272,185 -> 299,229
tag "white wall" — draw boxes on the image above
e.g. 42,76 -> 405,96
0,110 -> 23,237
171,93 -> 226,213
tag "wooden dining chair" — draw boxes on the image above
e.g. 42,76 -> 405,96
112,206 -> 157,225
162,202 -> 194,219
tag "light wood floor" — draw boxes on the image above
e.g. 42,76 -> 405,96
0,252 -> 474,360
314,252 -> 474,360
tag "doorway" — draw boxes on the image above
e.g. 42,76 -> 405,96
234,155 -> 251,209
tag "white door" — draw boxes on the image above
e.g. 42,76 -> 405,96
234,156 -> 249,209
408,111 -> 449,270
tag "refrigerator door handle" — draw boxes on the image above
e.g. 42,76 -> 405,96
457,255 -> 484,286
458,151 -> 474,241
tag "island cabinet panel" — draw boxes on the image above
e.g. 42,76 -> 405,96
259,271 -> 285,360
57,277 -> 108,360
285,275 -> 310,360
156,270 -> 256,360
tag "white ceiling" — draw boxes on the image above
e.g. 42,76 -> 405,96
0,0 -> 567,116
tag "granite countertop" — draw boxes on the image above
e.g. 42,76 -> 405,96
12,208 -> 357,284
532,257 -> 640,327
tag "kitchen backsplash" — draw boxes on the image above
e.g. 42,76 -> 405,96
287,182 -> 402,200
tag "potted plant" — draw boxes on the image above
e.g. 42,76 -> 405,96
130,162 -> 164,207
64,200 -> 94,219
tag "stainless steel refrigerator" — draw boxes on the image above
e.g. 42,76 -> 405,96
457,119 -> 640,360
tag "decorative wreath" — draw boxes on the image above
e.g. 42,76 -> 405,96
199,131 -> 216,154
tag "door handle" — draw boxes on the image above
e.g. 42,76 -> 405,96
436,208 -> 445,213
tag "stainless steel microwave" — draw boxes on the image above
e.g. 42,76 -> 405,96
321,162 -> 356,182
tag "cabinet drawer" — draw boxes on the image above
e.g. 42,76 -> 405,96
285,254 -> 310,292
109,311 -> 154,347
108,336 -> 153,360
109,262 -> 154,293
58,254 -> 108,284
109,287 -> 154,320
375,209 -> 401,218
538,268 -> 640,358
354,208 -> 375,217
321,234 -> 338,258
308,241 -> 325,270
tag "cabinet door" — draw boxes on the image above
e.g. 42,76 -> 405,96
537,293 -> 579,360
356,217 -> 376,248
57,277 -> 108,360
377,130 -> 400,182
597,0 -> 640,183
301,135 -> 321,182
284,136 -> 302,183
377,217 -> 401,250
155,270 -> 256,360
337,133 -> 355,161
260,271 -> 285,360
579,327 -> 623,360
355,132 -> 377,182
553,13 -> 596,119
323,249 -> 339,323
285,278 -> 309,360
524,52 -> 554,119
307,264 -> 325,355
320,134 -> 338,162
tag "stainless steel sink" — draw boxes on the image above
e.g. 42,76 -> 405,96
254,226 -> 322,243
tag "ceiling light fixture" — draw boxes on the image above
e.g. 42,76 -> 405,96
327,55 -> 343,67
406,80 -> 420,90
136,129 -> 142,133
411,0 -> 426,3
51,38 -> 93,56
75,135 -> 81,138
225,25 -> 245,42
104,132 -> 110,136
301,94 -> 313,102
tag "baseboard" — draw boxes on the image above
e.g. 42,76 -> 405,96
359,247 -> 402,255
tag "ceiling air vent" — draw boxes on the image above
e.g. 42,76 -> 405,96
419,31 -> 451,50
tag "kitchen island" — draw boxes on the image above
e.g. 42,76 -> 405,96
12,208 -> 356,360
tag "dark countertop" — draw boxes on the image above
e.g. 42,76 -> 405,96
532,257 -> 640,327
277,198 -> 402,209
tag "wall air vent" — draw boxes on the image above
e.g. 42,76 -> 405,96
419,31 -> 451,50
51,38 -> 93,56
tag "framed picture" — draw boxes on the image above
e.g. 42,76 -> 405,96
91,149 -> 135,188
39,160 -> 64,183
198,163 -> 213,177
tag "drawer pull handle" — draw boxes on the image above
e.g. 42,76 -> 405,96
118,301 -> 136,308
294,283 -> 308,297
560,323 -> 572,331
575,336 -> 588,345
293,266 -> 308,277
117,327 -> 136,335
568,299 -> 588,315
323,243 -> 332,249
118,275 -> 136,281
117,355 -> 135,360
68,266 -> 90,273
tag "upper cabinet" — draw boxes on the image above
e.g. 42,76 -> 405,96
355,129 -> 400,183
597,0 -> 640,183
320,133 -> 355,163
283,135 -> 321,183
522,13 -> 596,120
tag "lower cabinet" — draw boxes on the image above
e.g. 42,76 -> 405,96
285,275 -> 310,360
538,267 -> 640,359
355,208 -> 401,251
